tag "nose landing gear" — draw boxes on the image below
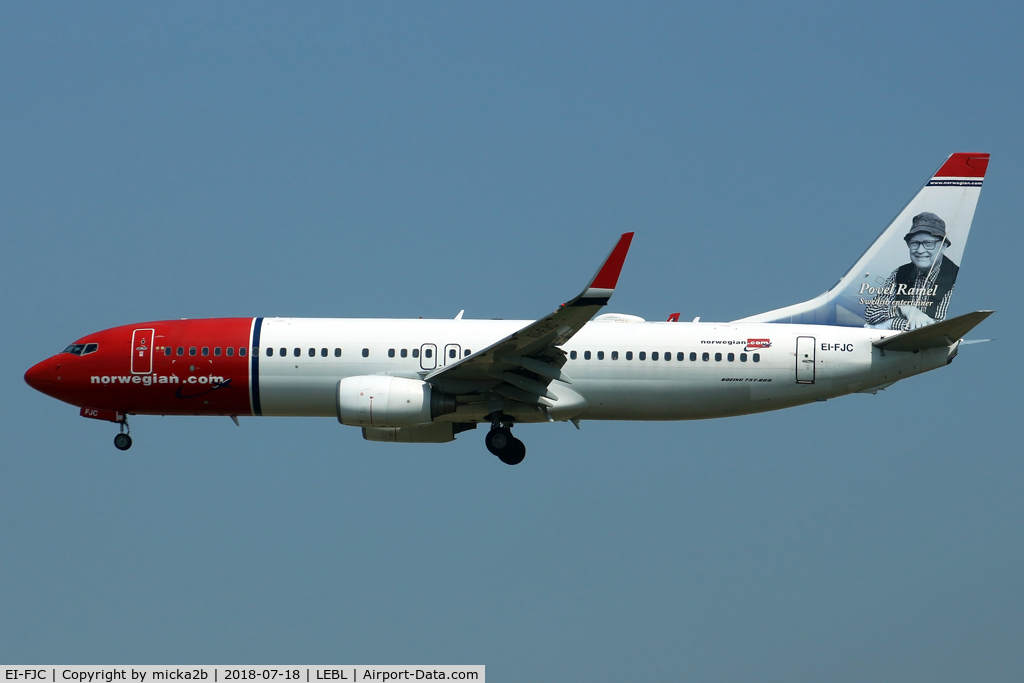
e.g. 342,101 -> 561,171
485,420 -> 526,466
113,419 -> 132,451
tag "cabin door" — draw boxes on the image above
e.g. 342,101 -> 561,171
796,336 -> 815,384
131,328 -> 155,374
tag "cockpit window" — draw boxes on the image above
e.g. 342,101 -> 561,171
63,343 -> 98,356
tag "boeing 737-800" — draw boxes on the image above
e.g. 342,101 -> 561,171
25,153 -> 992,465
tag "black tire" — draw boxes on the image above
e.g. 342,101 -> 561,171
498,438 -> 526,466
485,427 -> 512,456
114,433 -> 132,451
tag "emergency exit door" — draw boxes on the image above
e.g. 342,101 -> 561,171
443,344 -> 461,366
796,336 -> 815,384
419,343 -> 437,371
131,328 -> 155,374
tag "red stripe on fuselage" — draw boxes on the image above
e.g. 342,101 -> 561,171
26,318 -> 255,416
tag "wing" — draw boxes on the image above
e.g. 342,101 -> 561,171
425,233 -> 634,407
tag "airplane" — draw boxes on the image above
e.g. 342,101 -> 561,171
25,153 -> 992,465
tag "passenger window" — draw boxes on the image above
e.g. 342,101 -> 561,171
690,352 -> 697,361
241,347 -> 249,357
177,347 -> 184,356
308,348 -> 315,357
677,352 -> 684,361
584,351 -> 592,360
740,353 -> 747,362
334,348 -> 341,357
214,347 -> 222,356
413,349 -> 420,358
612,351 -> 619,360
701,352 -> 709,361
465,349 -> 471,356
389,349 -> 396,358
201,347 -> 209,356
597,351 -> 605,360
651,352 -> 658,361
266,348 -> 274,357
425,349 -> 432,358
448,348 -> 456,359
727,353 -> 734,362
189,347 -> 197,356
626,351 -> 633,360
570,350 -> 577,360
321,348 -> 327,357
401,349 -> 408,358
715,353 -> 722,362
164,347 -> 171,356
639,351 -> 646,360
226,347 -> 234,357
293,348 -> 300,357
362,348 -> 369,357
753,353 -> 761,362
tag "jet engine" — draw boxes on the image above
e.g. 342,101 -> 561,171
336,375 -> 456,428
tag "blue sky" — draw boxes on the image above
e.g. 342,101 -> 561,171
2,2 -> 1022,680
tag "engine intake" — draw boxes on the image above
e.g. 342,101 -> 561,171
336,375 -> 456,428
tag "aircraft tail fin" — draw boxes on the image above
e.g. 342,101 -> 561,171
737,153 -> 989,329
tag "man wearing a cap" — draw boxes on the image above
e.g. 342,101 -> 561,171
864,212 -> 960,330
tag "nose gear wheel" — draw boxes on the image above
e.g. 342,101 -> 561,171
113,417 -> 132,451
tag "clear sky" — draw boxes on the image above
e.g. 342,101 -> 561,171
2,2 -> 1022,680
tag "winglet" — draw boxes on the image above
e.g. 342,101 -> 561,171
585,232 -> 634,294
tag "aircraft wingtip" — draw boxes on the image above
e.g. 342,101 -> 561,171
590,233 -> 634,290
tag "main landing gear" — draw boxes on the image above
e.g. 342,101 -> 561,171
113,418 -> 132,451
485,418 -> 526,466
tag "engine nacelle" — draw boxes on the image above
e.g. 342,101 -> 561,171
336,375 -> 456,428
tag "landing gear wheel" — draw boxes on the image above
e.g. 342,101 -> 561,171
500,438 -> 526,466
486,427 -> 513,456
113,433 -> 133,451
486,427 -> 526,465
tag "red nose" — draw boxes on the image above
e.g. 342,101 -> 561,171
25,359 -> 57,392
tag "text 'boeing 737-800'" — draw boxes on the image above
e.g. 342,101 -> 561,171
25,153 -> 993,465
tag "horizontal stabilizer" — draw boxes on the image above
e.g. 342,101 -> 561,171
873,310 -> 993,352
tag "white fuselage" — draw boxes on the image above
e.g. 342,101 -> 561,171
254,316 -> 950,422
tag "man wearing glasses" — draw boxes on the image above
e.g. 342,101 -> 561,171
864,212 -> 959,330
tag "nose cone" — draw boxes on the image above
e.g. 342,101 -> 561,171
25,359 -> 57,393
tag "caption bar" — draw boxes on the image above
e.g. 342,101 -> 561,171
3,668 -> 483,683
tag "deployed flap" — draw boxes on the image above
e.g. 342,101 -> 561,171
425,233 -> 634,394
873,310 -> 993,352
